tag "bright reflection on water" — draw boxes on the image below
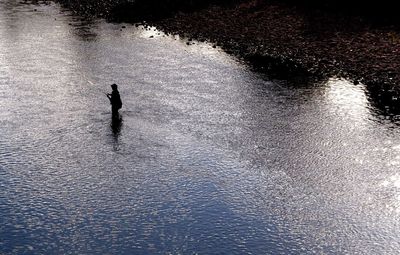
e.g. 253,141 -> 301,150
1,1 -> 400,254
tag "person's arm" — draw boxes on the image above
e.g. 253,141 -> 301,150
106,94 -> 112,102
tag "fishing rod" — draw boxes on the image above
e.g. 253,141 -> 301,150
87,80 -> 109,96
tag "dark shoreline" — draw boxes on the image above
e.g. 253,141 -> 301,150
52,0 -> 400,89
148,2 -> 400,89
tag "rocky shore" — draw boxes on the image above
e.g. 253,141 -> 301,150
147,1 -> 400,90
52,0 -> 400,91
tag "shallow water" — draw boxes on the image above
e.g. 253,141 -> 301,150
1,1 -> 400,254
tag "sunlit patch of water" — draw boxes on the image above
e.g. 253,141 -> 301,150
323,78 -> 371,123
379,174 -> 400,214
135,25 -> 165,39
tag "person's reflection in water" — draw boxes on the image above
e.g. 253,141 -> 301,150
110,115 -> 123,151
111,114 -> 123,134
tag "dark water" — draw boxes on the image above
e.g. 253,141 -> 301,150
1,1 -> 400,254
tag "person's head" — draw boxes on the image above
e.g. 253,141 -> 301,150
111,83 -> 118,90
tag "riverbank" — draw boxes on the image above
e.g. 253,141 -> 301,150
148,1 -> 400,89
51,0 -> 400,89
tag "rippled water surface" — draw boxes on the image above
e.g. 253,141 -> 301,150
1,1 -> 400,254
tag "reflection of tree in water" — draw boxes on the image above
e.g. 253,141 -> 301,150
366,85 -> 400,123
248,54 -> 329,87
68,16 -> 98,41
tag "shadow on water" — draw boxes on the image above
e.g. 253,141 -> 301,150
365,85 -> 400,124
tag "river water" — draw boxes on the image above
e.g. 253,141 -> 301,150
1,1 -> 400,254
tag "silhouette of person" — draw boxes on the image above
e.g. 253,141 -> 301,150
107,83 -> 122,118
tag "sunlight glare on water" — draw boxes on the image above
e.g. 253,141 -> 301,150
1,1 -> 400,254
324,78 -> 370,122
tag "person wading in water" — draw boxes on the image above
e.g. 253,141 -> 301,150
107,83 -> 122,118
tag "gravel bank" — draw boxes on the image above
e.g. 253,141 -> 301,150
147,1 -> 400,89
